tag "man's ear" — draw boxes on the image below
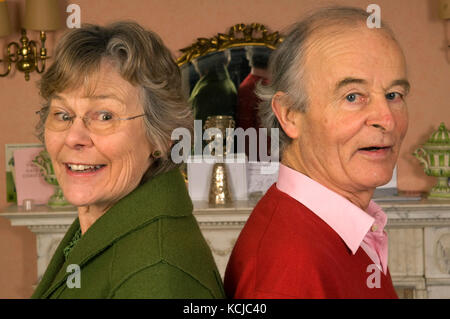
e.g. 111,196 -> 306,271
271,92 -> 301,139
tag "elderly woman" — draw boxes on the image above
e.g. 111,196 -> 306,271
31,22 -> 225,299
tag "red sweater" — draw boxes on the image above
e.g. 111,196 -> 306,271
236,73 -> 271,161
236,73 -> 267,130
224,185 -> 398,299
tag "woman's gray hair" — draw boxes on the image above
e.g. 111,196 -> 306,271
36,21 -> 193,182
257,6 -> 398,156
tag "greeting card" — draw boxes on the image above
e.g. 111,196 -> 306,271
13,147 -> 54,206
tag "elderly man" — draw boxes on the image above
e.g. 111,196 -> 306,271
224,6 -> 409,299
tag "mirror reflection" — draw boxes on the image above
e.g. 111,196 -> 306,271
178,23 -> 282,133
181,46 -> 273,128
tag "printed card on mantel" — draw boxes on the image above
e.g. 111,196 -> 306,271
13,147 -> 54,206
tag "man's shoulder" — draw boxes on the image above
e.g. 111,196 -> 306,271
252,184 -> 328,232
238,185 -> 335,258
226,186 -> 338,298
225,185 -> 353,298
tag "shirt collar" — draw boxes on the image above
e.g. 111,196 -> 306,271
276,164 -> 377,255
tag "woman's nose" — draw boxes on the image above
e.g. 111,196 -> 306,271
63,117 -> 93,149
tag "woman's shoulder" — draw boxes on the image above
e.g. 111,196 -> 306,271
109,214 -> 224,298
114,214 -> 215,264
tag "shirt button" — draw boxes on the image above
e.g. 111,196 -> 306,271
371,224 -> 378,232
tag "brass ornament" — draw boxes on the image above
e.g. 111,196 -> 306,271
204,115 -> 235,156
0,30 -> 49,81
209,162 -> 233,205
205,115 -> 235,205
177,23 -> 283,67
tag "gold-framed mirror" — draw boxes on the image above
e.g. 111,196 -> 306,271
177,23 -> 283,129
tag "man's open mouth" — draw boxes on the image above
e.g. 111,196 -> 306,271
66,163 -> 106,172
358,146 -> 392,152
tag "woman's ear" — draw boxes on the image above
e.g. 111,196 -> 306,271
271,92 -> 301,139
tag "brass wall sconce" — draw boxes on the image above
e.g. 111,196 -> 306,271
0,0 -> 61,81
440,0 -> 450,62
440,0 -> 450,22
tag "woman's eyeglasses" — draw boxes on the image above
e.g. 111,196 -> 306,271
37,109 -> 145,135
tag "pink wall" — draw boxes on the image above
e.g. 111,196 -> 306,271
0,0 -> 449,298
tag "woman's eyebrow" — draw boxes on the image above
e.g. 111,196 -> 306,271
51,94 -> 66,102
85,94 -> 125,104
51,94 -> 127,113
85,94 -> 128,114
51,94 -> 124,103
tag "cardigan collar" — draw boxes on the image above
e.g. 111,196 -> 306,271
37,168 -> 192,298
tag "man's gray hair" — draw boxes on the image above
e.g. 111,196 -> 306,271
36,21 -> 193,182
257,6 -> 398,155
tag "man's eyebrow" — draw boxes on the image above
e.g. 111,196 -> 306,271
388,79 -> 410,94
334,77 -> 411,94
334,77 -> 368,92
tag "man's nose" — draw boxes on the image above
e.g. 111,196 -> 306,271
366,96 -> 395,132
64,117 -> 93,149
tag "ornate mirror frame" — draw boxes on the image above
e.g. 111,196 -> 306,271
176,23 -> 283,67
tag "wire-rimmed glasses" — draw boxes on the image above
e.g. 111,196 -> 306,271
37,108 -> 146,135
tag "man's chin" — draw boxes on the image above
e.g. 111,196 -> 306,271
364,176 -> 394,191
351,171 -> 394,192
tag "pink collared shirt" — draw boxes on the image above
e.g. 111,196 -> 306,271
276,164 -> 389,274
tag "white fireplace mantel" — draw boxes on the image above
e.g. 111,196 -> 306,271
1,198 -> 450,299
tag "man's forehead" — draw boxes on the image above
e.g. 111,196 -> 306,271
305,24 -> 401,59
303,26 -> 406,83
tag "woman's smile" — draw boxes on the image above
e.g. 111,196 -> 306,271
64,162 -> 107,176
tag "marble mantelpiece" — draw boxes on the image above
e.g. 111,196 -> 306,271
1,198 -> 450,298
